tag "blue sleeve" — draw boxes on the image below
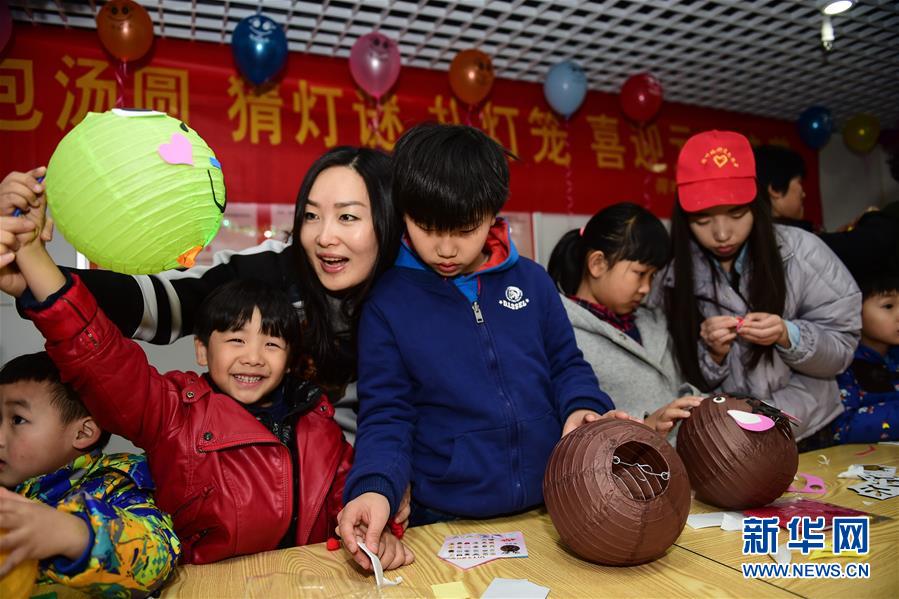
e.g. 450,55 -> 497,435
784,320 -> 801,349
536,270 -> 614,418
343,301 -> 416,515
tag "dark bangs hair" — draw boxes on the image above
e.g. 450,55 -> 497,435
858,270 -> 899,300
393,123 -> 512,232
195,279 -> 300,356
290,146 -> 399,386
753,145 -> 806,199
667,197 -> 786,390
0,352 -> 111,450
548,202 -> 670,296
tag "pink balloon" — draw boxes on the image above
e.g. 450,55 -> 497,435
0,1 -> 12,53
349,32 -> 401,100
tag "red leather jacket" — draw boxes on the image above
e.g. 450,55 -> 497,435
27,275 -> 353,564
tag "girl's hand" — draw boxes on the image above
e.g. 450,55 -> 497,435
644,396 -> 703,434
738,312 -> 790,348
700,316 -> 739,363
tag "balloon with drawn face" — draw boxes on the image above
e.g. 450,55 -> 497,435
45,109 -> 225,274
231,14 -> 288,86
676,394 -> 798,510
349,32 -> 401,99
96,0 -> 154,62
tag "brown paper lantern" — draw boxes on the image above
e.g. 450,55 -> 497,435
676,394 -> 798,510
543,419 -> 691,566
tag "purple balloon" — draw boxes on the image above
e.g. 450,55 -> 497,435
0,1 -> 12,53
349,32 -> 401,100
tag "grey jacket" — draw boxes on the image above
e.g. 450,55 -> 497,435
561,297 -> 695,421
654,225 -> 861,440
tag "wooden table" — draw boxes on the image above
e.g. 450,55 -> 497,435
156,444 -> 899,598
678,443 -> 899,599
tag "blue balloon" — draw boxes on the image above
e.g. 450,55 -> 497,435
543,60 -> 588,118
797,106 -> 834,150
231,15 -> 288,86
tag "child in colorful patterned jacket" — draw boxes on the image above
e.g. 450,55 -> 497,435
0,352 -> 180,597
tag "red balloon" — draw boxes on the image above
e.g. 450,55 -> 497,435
96,0 -> 154,62
449,49 -> 495,106
619,73 -> 664,124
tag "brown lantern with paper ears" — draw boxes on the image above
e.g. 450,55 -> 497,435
543,419 -> 691,566
676,394 -> 798,510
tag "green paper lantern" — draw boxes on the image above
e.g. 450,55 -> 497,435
45,109 -> 226,274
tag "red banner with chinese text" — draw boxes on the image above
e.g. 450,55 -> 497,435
1,25 -> 820,223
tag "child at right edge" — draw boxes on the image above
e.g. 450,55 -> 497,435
338,123 -> 628,571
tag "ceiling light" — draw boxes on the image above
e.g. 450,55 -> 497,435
817,1 -> 854,16
821,15 -> 835,51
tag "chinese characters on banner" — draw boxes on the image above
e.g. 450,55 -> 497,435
1,25 -> 820,225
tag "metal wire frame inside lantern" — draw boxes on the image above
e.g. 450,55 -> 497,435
611,442 -> 670,501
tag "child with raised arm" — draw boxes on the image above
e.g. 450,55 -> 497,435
0,183 -> 410,568
0,352 -> 180,597
338,123 -> 624,570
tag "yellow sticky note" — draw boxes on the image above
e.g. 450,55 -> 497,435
432,581 -> 469,599
807,542 -> 861,560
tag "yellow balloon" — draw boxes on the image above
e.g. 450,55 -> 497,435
0,530 -> 39,599
843,113 -> 881,155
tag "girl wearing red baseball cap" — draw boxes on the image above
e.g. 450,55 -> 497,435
656,130 -> 862,449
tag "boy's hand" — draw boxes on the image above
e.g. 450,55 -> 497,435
0,167 -> 45,217
644,396 -> 703,434
0,488 -> 90,578
376,529 -> 415,570
700,316 -> 739,363
336,492 -> 390,570
394,485 -> 411,530
0,215 -> 36,268
738,312 -> 790,348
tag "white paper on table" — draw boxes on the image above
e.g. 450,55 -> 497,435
837,464 -> 896,479
357,540 -> 402,588
686,512 -> 725,529
769,543 -> 792,565
720,512 -> 746,531
481,578 -> 550,599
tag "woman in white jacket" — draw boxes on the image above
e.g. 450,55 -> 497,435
548,202 -> 702,435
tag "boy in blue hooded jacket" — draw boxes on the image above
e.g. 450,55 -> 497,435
338,123 -> 624,570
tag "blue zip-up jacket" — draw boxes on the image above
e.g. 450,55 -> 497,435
345,219 -> 614,518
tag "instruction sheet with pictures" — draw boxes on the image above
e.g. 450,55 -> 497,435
438,532 -> 528,570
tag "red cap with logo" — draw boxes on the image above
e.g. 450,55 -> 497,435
676,130 -> 757,212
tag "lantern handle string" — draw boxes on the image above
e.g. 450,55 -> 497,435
612,456 -> 670,481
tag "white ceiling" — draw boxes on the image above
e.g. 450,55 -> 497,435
10,1 -> 899,127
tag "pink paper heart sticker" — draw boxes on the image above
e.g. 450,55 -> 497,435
727,409 -> 775,432
158,132 -> 194,166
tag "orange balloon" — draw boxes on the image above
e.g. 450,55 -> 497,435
96,0 -> 154,62
449,49 -> 495,106
0,530 -> 38,599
